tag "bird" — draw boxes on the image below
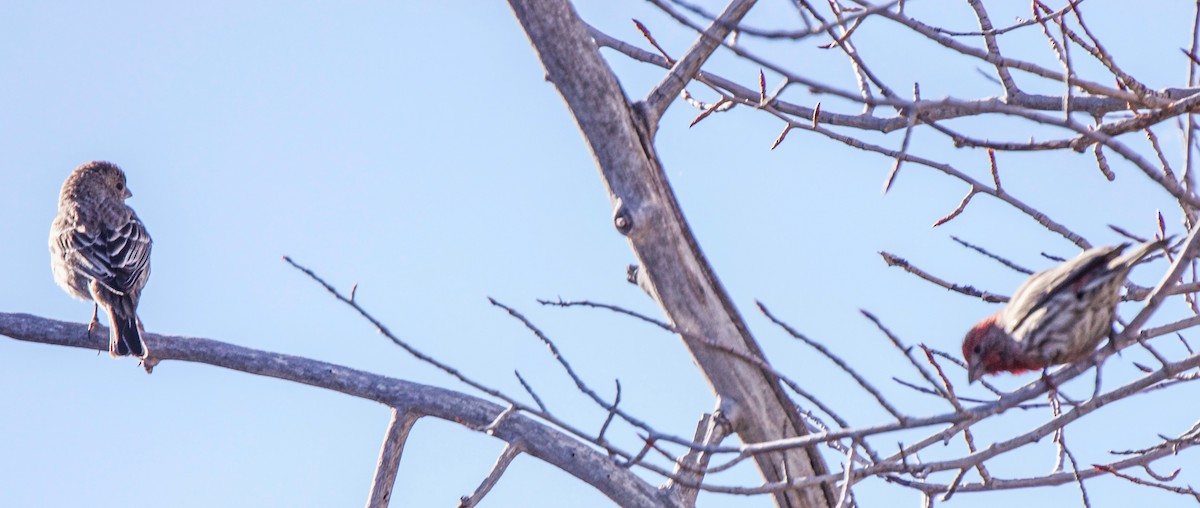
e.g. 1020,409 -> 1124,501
962,238 -> 1166,383
49,161 -> 153,358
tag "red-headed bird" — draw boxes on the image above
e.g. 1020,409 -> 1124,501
49,161 -> 153,358
962,239 -> 1165,383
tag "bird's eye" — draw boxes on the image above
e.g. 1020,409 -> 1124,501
116,182 -> 125,191
973,345 -> 982,354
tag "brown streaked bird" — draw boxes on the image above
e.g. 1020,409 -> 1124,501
961,239 -> 1166,383
49,161 -> 152,358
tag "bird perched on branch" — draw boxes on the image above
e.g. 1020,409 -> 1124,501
49,161 -> 153,358
962,239 -> 1166,383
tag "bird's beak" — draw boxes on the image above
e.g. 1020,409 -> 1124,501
967,363 -> 984,384
125,188 -> 133,199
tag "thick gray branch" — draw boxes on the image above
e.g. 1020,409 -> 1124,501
506,1 -> 834,507
665,411 -> 734,506
366,407 -> 419,508
0,312 -> 682,508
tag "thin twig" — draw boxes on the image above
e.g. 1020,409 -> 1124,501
598,380 -> 622,444
879,251 -> 1009,302
458,442 -> 524,508
950,236 -> 1034,274
861,310 -> 951,400
514,371 -> 548,413
759,302 -> 907,421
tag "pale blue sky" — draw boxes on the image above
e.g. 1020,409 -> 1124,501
2,2 -> 1198,507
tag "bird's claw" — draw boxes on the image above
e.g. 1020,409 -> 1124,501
1040,369 -> 1059,394
87,304 -> 99,340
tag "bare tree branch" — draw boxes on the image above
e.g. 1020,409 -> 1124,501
459,442 -> 524,508
664,411 -> 733,506
0,313 -> 683,508
642,0 -> 757,126
507,1 -> 835,506
366,407 -> 419,508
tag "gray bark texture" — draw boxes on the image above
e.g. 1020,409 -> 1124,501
0,313 -> 684,508
506,2 -> 835,507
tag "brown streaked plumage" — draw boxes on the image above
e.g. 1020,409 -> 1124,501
962,239 -> 1166,383
49,161 -> 152,358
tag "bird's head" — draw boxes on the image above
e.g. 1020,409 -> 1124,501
76,160 -> 132,200
962,312 -> 1015,384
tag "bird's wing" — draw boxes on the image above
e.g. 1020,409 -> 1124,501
1002,244 -> 1127,336
65,213 -> 151,296
107,214 -> 151,295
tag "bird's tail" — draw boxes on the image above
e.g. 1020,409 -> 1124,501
1112,237 -> 1169,270
105,302 -> 146,359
